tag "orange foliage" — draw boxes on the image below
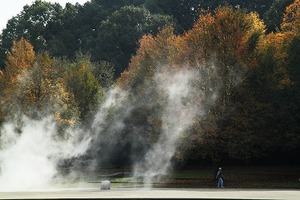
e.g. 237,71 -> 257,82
184,7 -> 265,69
184,12 -> 215,63
117,26 -> 181,88
136,27 -> 179,65
258,32 -> 293,88
118,7 -> 266,90
282,0 -> 300,32
4,38 -> 35,82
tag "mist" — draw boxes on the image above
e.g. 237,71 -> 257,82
130,63 -> 222,186
132,69 -> 200,186
0,117 -> 91,191
0,60 -> 224,190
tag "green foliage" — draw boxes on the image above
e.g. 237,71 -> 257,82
92,61 -> 115,88
136,0 -> 201,31
61,54 -> 108,121
93,5 -> 174,75
0,0 -> 62,67
263,0 -> 295,32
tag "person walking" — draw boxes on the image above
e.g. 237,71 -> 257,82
216,167 -> 224,188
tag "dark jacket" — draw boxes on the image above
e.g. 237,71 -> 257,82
216,170 -> 223,179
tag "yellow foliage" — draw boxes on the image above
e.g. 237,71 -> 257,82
258,32 -> 293,88
1,48 -> 79,126
4,38 -> 35,82
137,27 -> 178,65
244,12 -> 266,43
118,26 -> 179,88
185,7 -> 265,69
184,12 -> 215,62
54,111 -> 76,127
118,7 -> 266,90
282,0 -> 300,32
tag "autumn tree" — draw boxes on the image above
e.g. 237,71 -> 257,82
23,53 -> 80,126
176,7 -> 266,167
115,7 -> 273,168
1,38 -> 36,121
281,0 -> 300,32
0,39 -> 80,130
284,0 -> 300,88
4,38 -> 35,81
273,0 -> 300,155
60,54 -> 105,122
172,5 -> 296,169
93,27 -> 184,166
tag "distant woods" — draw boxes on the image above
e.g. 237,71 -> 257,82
0,0 -> 300,166
0,0 -> 296,75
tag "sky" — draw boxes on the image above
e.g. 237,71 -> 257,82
0,0 -> 89,32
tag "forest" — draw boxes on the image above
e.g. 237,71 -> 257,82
0,0 -> 299,171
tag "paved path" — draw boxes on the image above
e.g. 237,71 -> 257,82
0,188 -> 299,199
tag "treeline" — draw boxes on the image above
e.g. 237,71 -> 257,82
0,0 -> 295,76
0,0 -> 299,167
116,3 -> 300,166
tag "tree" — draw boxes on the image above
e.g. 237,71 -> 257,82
92,27 -> 182,167
62,55 -> 104,121
0,39 -> 79,128
115,7 -> 267,168
252,31 -> 300,158
281,0 -> 300,32
263,0 -> 294,32
4,38 -> 35,83
178,7 -> 266,166
117,26 -> 180,88
116,7 -> 273,167
285,35 -> 300,153
46,3 -> 83,59
226,0 -> 300,163
0,0 -> 62,68
140,0 -> 200,31
277,0 -> 300,155
92,60 -> 115,88
1,38 -> 36,120
21,53 -> 79,126
93,6 -> 174,76
91,0 -> 134,11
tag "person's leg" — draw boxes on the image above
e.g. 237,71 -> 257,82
220,178 -> 224,187
217,178 -> 221,188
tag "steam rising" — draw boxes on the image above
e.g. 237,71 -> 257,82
0,117 -> 91,191
0,61 -> 223,190
131,63 -> 221,186
132,69 -> 198,185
